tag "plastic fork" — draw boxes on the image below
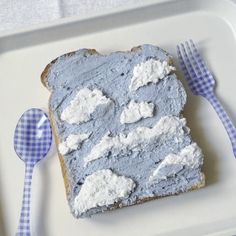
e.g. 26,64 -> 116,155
177,40 -> 236,157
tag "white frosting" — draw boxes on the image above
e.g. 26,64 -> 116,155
73,169 -> 135,214
120,100 -> 154,124
129,59 -> 175,91
84,116 -> 187,165
58,133 -> 91,155
61,88 -> 111,124
149,143 -> 203,182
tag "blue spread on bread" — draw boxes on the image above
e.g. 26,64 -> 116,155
42,44 -> 205,218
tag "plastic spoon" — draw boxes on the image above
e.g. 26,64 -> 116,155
14,108 -> 52,236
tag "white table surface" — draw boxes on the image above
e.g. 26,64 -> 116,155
1,0 -> 236,34
0,0 -> 145,33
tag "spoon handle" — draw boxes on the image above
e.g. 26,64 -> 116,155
16,163 -> 34,236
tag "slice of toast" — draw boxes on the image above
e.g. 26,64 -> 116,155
41,44 -> 205,218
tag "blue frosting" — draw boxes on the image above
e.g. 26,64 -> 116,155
46,45 -> 203,218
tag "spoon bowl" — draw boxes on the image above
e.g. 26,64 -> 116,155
14,108 -> 52,163
14,108 -> 52,236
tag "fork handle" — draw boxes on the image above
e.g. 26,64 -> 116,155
16,163 -> 34,236
206,93 -> 236,157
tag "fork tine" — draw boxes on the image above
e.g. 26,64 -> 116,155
176,45 -> 192,83
189,39 -> 211,76
185,41 -> 204,78
179,43 -> 198,81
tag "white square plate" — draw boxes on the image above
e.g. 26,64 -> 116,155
1,0 -> 236,235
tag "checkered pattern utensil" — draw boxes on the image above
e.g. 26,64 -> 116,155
14,108 -> 52,236
177,40 -> 236,157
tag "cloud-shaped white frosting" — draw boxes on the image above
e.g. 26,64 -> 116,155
74,169 -> 135,213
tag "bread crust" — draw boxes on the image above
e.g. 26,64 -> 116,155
41,49 -> 98,88
49,109 -> 71,197
71,177 -> 205,218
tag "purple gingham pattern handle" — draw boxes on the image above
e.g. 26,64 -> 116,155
177,40 -> 236,157
206,94 -> 236,155
16,164 -> 33,236
14,109 -> 52,236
